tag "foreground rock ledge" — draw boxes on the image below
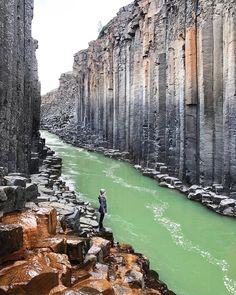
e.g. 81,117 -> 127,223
0,147 -> 175,295
0,208 -> 175,295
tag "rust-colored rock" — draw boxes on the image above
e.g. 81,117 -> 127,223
73,279 -> 114,295
0,194 -> 174,294
0,252 -> 71,295
1,208 -> 57,249
87,237 -> 111,263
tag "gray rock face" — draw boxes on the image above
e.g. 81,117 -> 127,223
25,183 -> 39,201
0,186 -> 26,214
0,0 -> 41,175
0,224 -> 23,257
4,176 -> 28,188
41,0 -> 236,195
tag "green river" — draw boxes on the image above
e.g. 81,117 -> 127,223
41,131 -> 236,295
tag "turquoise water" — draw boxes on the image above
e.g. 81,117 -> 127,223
41,131 -> 236,295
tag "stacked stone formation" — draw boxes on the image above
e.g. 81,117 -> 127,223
41,0 -> 236,197
0,0 -> 41,174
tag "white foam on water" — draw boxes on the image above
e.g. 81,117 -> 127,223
147,203 -> 236,295
80,151 -> 104,164
104,163 -> 159,195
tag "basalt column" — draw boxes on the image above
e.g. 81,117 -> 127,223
0,0 -> 40,174
41,0 -> 236,196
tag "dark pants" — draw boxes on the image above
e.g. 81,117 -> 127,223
99,212 -> 105,229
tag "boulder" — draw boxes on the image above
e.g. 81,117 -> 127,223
142,169 -> 160,178
60,209 -> 80,232
187,189 -> 207,202
72,279 -> 114,295
0,186 -> 26,213
210,195 -> 227,205
96,228 -> 114,244
159,182 -> 173,189
39,186 -> 55,196
134,165 -> 142,170
66,237 -> 87,263
1,207 -> 57,248
25,183 -> 39,201
40,202 -> 75,216
4,176 -> 28,187
88,237 -> 111,263
124,269 -> 144,289
164,177 -> 179,186
154,174 -> 169,182
219,199 -> 236,211
89,263 -> 109,280
222,207 -> 236,216
112,284 -> 144,295
0,252 -> 71,294
80,217 -> 99,229
188,185 -> 202,193
0,224 -> 23,257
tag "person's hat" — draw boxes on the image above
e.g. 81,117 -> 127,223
100,188 -> 106,194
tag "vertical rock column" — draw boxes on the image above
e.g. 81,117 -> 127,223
0,0 -> 40,174
223,3 -> 236,195
40,0 -> 236,195
184,0 -> 199,184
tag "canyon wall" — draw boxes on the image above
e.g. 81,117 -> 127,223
0,0 -> 41,174
41,0 -> 236,196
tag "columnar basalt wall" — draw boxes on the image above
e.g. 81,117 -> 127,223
41,72 -> 77,131
41,0 -> 236,196
0,0 -> 41,174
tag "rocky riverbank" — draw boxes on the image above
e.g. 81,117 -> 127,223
41,126 -> 236,219
0,142 -> 175,295
41,0 -> 236,197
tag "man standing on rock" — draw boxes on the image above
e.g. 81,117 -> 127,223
98,188 -> 107,231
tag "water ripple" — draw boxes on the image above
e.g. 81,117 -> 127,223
147,203 -> 236,295
103,163 -> 158,195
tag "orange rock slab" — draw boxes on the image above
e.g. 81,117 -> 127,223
0,252 -> 71,295
1,208 -> 57,250
56,279 -> 114,295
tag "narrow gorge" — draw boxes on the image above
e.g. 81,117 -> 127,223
0,1 -> 175,294
1,0 -> 236,294
42,0 -> 236,197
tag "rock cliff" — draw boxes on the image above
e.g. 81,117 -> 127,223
0,0 -> 41,174
41,0 -> 236,196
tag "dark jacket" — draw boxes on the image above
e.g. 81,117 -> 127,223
98,195 -> 107,214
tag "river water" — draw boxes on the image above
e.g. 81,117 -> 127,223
41,131 -> 236,295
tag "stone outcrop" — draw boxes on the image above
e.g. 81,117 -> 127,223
0,145 -> 175,295
0,0 -> 41,174
41,0 -> 236,197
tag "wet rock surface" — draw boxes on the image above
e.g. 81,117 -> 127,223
0,145 -> 175,295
